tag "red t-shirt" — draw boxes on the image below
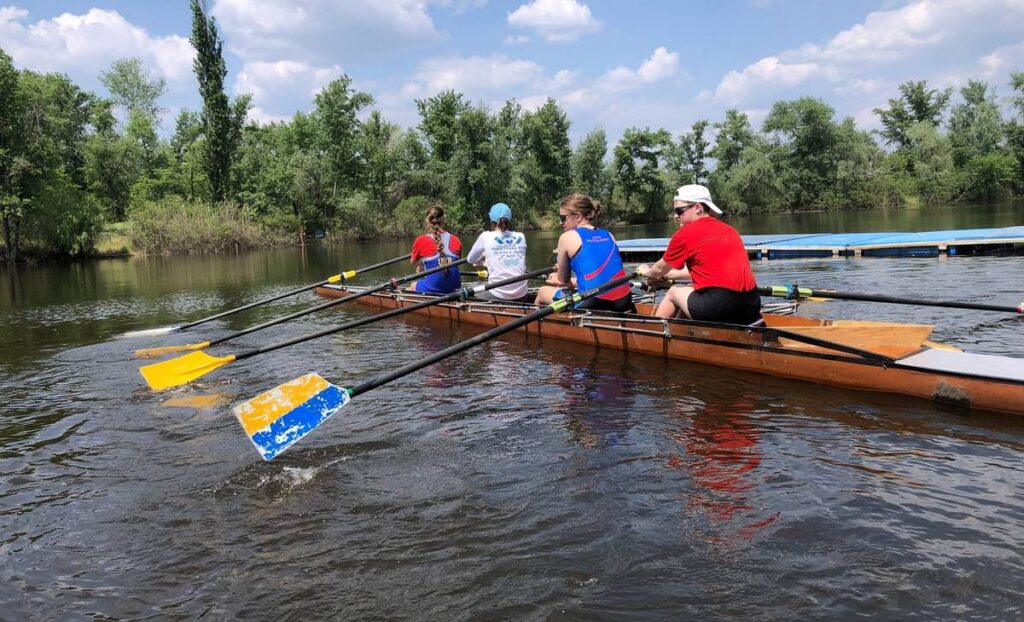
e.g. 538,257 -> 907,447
662,217 -> 756,291
411,232 -> 462,262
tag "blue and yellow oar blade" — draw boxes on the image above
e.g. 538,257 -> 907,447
135,341 -> 211,359
233,373 -> 350,461
139,350 -> 237,391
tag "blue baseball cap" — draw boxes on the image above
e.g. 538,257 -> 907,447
488,202 -> 512,223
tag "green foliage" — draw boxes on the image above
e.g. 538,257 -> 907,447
612,127 -> 672,222
127,196 -> 283,253
190,0 -> 249,201
961,153 -> 1017,200
875,80 -> 953,149
572,128 -> 611,201
948,80 -> 1004,168
99,57 -> 166,122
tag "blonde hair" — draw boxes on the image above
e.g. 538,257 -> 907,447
560,193 -> 602,223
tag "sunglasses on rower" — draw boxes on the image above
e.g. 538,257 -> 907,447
673,203 -> 699,216
559,212 -> 578,223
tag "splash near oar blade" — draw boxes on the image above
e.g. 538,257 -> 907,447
139,350 -> 237,391
122,326 -> 181,338
135,341 -> 211,359
233,373 -> 350,461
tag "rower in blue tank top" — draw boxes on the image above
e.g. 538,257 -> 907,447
536,194 -> 636,313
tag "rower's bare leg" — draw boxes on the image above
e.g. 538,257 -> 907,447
655,285 -> 694,319
535,285 -> 559,305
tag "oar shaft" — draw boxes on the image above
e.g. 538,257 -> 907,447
348,274 -> 633,398
760,285 -> 1024,314
176,253 -> 411,331
233,258 -> 470,360
236,266 -> 555,356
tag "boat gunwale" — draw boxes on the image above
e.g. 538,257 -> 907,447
317,284 -> 1024,389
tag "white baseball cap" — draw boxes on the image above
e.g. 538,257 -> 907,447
673,184 -> 722,214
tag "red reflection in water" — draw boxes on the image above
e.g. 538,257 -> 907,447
668,400 -> 779,542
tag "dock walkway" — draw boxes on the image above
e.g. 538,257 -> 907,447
617,226 -> 1024,261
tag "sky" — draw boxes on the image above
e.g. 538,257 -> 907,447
2,0 -> 1023,144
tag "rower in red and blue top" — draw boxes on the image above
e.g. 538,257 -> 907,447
536,193 -> 636,313
637,184 -> 761,324
409,206 -> 462,294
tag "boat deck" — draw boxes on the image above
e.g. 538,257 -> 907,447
897,349 -> 1024,383
618,225 -> 1024,261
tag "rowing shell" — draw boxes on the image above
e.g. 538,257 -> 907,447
315,285 -> 1024,417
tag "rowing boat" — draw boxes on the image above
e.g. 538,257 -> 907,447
314,284 -> 1024,416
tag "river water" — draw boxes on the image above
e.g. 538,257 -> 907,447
2,203 -> 1023,619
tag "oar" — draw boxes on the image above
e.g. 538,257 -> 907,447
122,253 -> 413,338
460,270 -> 488,279
135,258 -> 471,358
139,263 -> 548,391
759,285 -> 1024,315
233,273 -> 636,460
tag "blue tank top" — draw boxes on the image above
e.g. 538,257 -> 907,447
418,231 -> 461,293
569,227 -> 631,300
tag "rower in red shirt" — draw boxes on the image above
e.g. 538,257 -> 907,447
637,184 -> 761,324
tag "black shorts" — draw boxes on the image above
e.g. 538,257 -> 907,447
575,294 -> 637,314
687,287 -> 762,325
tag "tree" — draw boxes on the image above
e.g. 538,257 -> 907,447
874,80 -> 953,149
0,47 -> 27,265
359,110 -> 400,217
710,109 -> 756,172
190,0 -> 250,202
1005,71 -> 1024,190
948,80 -> 1004,168
572,128 -> 611,201
674,120 -> 710,184
314,75 -> 374,194
99,57 -> 166,123
763,97 -> 842,209
612,127 -> 672,221
520,98 -> 572,212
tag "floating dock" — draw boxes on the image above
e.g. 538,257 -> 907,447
618,226 -> 1024,261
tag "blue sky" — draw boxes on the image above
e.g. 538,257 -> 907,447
2,0 -> 1023,143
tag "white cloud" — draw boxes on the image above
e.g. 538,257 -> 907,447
503,34 -> 530,45
547,69 -> 578,89
601,47 -> 680,92
507,0 -> 600,43
710,0 -> 1024,108
211,0 -> 444,63
0,6 -> 194,83
234,61 -> 341,98
834,78 -> 886,95
714,57 -> 834,104
403,54 -> 546,96
977,42 -> 1024,79
247,106 -> 294,125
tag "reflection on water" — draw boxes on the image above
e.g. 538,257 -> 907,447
1,203 -> 1023,619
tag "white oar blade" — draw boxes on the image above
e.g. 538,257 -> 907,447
121,325 -> 181,338
233,373 -> 350,461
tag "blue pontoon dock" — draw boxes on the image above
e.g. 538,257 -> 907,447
618,225 -> 1024,260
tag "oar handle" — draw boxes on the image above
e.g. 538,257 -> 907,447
328,253 -> 412,283
233,258 -> 471,360
347,273 -> 634,398
760,285 -> 1024,314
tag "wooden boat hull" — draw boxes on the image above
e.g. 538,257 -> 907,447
315,286 -> 1024,417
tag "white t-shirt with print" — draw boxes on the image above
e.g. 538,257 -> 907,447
467,229 -> 528,300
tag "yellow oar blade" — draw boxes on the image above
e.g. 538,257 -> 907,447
139,350 -> 237,391
135,341 -> 211,359
234,373 -> 350,460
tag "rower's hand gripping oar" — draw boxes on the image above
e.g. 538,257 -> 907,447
760,284 -> 1024,315
139,262 -> 540,390
233,272 -> 636,460
134,257 -> 470,358
121,253 -> 412,338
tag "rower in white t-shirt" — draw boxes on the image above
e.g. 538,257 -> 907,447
466,203 -> 530,302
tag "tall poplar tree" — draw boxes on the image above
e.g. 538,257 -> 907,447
190,0 -> 249,202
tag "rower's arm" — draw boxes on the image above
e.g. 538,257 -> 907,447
637,259 -> 678,280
